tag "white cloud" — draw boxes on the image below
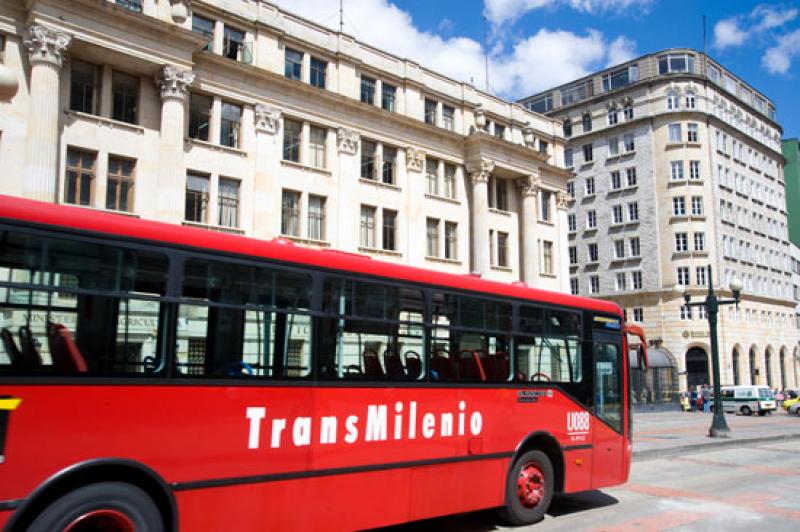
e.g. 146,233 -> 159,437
273,0 -> 636,99
713,4 -> 798,50
762,28 -> 800,74
483,0 -> 654,26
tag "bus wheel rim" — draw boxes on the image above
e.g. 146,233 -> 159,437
516,462 -> 545,508
64,509 -> 135,532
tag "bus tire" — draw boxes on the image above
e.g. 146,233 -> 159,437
28,481 -> 163,532
500,449 -> 554,526
741,405 -> 752,416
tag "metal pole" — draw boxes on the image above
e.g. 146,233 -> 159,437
707,265 -> 731,437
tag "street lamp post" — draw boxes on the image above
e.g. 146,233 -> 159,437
675,265 -> 742,438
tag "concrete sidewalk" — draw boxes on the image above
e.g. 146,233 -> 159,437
632,407 -> 800,460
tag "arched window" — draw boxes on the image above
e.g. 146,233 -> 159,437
582,113 -> 592,133
623,104 -> 633,121
563,118 -> 572,138
607,108 -> 618,125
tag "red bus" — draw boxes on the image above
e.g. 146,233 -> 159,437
0,195 -> 646,531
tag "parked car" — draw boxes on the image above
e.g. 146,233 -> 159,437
788,402 -> 800,416
782,389 -> 800,411
720,385 -> 776,416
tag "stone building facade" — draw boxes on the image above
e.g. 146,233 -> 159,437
521,49 -> 799,395
0,0 -> 570,290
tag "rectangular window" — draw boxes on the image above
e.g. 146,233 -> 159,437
628,202 -> 639,221
626,167 -> 637,187
185,172 -> 209,223
659,53 -> 695,74
569,246 -> 578,264
630,237 -> 640,257
696,266 -> 707,286
424,98 -> 437,125
623,105 -> 634,120
281,190 -> 300,236
602,65 -> 638,91
65,149 -> 95,206
587,210 -> 597,229
422,158 -> 438,195
220,102 -> 241,148
570,278 -> 579,295
633,307 -> 643,322
590,276 -> 600,294
694,232 -> 705,251
689,160 -> 701,180
445,221 -> 457,260
680,305 -> 692,320
70,60 -> 99,114
632,271 -> 642,290
116,1 -> 143,14
623,133 -> 634,152
497,232 -> 509,267
494,124 -> 506,139
444,163 -> 456,199
675,232 -> 688,252
670,161 -> 684,180
282,119 -> 301,162
540,191 -> 551,222
192,14 -> 214,51
585,176 -> 595,195
614,239 -> 625,259
607,109 -> 618,125
112,71 -> 138,124
691,196 -> 703,216
542,241 -> 554,274
565,148 -> 573,168
224,26 -> 248,63
668,123 -> 682,143
360,76 -> 376,104
588,243 -> 599,262
583,143 -> 593,162
382,209 -> 397,251
687,123 -> 698,142
188,93 -> 212,141
218,178 -> 239,227
673,196 -> 686,216
612,205 -> 624,225
608,137 -> 619,156
360,206 -> 376,248
568,214 -> 576,232
381,83 -> 396,112
528,94 -> 552,113
677,266 -> 690,285
494,178 -> 508,211
616,272 -> 626,291
310,57 -> 327,88
106,156 -> 134,212
426,218 -> 439,257
379,146 -> 396,184
309,126 -> 326,168
611,170 -> 621,190
442,105 -> 454,131
361,140 -> 376,180
308,195 -> 326,241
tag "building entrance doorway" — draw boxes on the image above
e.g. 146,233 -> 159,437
686,347 -> 709,388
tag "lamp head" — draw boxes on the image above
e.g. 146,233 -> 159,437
729,277 -> 743,293
674,283 -> 690,303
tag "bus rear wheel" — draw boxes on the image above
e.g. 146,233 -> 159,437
29,481 -> 163,532
500,449 -> 554,526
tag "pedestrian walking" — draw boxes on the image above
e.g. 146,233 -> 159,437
696,392 -> 704,412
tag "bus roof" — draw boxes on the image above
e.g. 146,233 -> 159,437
0,195 -> 621,316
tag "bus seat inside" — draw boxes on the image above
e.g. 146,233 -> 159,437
47,322 -> 88,373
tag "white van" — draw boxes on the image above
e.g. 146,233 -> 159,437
720,385 -> 776,416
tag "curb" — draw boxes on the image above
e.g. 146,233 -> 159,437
633,432 -> 800,461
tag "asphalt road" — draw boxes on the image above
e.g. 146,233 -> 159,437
377,416 -> 800,531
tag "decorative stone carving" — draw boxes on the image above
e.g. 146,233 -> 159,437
517,175 -> 541,197
557,190 -> 571,210
474,105 -> 487,129
155,65 -> 195,100
405,146 -> 424,172
170,0 -> 192,24
522,124 -> 536,148
24,25 -> 71,68
254,104 -> 281,134
337,128 -> 359,154
466,158 -> 494,183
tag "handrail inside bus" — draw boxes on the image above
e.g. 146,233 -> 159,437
623,323 -> 648,370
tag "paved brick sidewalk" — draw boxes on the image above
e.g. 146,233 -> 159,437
632,407 -> 800,460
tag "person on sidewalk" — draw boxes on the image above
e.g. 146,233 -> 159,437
696,392 -> 704,412
690,389 -> 697,412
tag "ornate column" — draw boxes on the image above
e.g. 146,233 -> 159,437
252,104 -> 281,239
517,175 -> 541,283
22,25 -> 71,202
556,191 -> 571,292
155,65 -> 195,222
467,159 -> 494,276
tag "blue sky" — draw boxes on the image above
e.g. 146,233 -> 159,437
275,0 -> 800,138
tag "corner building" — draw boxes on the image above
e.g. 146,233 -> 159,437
521,49 -> 799,398
0,0 -> 570,289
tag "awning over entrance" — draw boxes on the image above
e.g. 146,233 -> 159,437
630,347 -> 675,369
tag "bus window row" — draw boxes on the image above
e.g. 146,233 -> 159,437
0,228 -> 585,385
